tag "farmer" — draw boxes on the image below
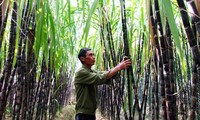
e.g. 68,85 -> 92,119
74,48 -> 132,120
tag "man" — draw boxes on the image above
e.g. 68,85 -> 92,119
74,48 -> 132,120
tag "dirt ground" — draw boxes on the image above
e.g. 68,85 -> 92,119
55,104 -> 108,120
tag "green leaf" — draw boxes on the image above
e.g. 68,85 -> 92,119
81,0 -> 99,45
163,0 -> 184,63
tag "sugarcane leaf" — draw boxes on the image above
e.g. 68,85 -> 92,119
163,0 -> 184,62
81,0 -> 99,46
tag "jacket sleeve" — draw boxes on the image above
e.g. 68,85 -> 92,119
75,68 -> 110,85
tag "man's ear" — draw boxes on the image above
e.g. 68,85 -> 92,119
80,57 -> 85,62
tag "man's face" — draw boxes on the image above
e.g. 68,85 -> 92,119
81,50 -> 95,67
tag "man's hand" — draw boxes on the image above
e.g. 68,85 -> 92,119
106,56 -> 132,79
118,56 -> 132,70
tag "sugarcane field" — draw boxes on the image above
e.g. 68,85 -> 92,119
0,0 -> 200,120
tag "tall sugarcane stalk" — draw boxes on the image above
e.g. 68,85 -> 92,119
164,20 -> 178,120
26,22 -> 36,120
105,14 -> 117,120
119,0 -> 136,119
0,1 -> 8,89
99,6 -> 113,119
99,7 -> 109,117
153,1 -> 165,118
176,0 -> 200,119
0,0 -> 17,119
179,26 -> 192,120
149,1 -> 161,119
155,0 -> 178,119
35,59 -> 46,120
13,1 -> 30,119
141,60 -> 150,120
185,2 -> 200,118
102,16 -> 115,120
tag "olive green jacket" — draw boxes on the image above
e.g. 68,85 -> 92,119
74,65 -> 109,115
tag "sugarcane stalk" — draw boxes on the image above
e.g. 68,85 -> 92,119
177,1 -> 200,119
149,1 -> 161,119
141,61 -> 150,120
120,0 -> 136,119
0,0 -> 17,119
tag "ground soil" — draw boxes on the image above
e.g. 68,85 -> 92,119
55,104 -> 108,120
